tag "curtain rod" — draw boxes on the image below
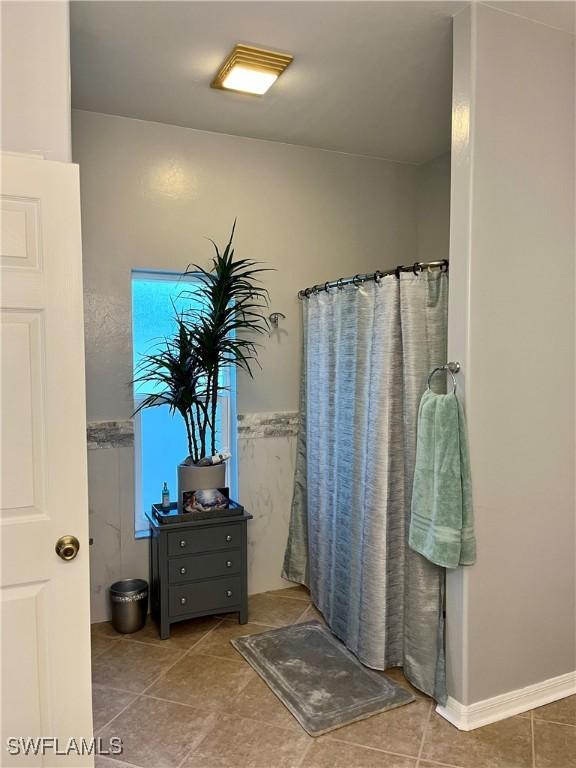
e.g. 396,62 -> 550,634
297,260 -> 448,299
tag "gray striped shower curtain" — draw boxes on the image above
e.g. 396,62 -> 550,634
282,270 -> 448,703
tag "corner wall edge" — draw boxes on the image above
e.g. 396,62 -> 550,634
437,670 -> 576,730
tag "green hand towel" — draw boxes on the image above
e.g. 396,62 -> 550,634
409,390 -> 476,568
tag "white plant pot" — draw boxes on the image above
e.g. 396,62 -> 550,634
177,461 -> 227,511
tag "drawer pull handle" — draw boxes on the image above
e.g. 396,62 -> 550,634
226,560 -> 232,568
179,540 -> 186,548
180,567 -> 187,575
180,597 -> 187,605
225,535 -> 232,543
226,590 -> 233,598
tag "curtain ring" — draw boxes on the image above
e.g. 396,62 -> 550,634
374,270 -> 383,285
395,266 -> 402,280
337,278 -> 344,291
304,287 -> 312,298
324,281 -> 331,293
441,261 -> 449,273
352,274 -> 362,287
412,262 -> 422,276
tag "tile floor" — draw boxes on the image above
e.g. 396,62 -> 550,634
92,587 -> 575,768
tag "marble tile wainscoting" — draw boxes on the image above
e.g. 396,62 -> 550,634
237,412 -> 298,595
87,421 -> 148,624
87,413 -> 298,623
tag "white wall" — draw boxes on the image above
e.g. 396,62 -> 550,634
417,153 -> 451,264
73,110 -> 419,421
72,110 -> 452,620
447,4 -> 575,706
1,0 -> 71,161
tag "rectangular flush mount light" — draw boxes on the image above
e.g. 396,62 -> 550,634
211,44 -> 293,95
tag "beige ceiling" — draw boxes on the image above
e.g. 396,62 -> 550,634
71,1 -> 465,164
70,1 -> 574,165
483,1 -> 575,31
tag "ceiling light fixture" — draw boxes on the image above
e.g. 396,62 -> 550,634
211,44 -> 293,96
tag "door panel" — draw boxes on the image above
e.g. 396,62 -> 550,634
1,153 -> 93,766
1,311 -> 44,514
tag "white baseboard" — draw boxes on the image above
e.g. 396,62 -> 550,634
437,670 -> 576,731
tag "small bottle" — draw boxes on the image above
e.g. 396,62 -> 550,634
161,482 -> 170,510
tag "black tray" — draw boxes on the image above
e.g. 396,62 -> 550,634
151,492 -> 244,524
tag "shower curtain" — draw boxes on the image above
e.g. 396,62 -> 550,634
282,270 -> 448,703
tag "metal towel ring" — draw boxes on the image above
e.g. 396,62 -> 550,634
427,363 -> 460,394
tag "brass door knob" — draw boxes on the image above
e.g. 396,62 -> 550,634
55,535 -> 80,561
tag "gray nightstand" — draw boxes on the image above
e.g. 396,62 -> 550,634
146,508 -> 252,640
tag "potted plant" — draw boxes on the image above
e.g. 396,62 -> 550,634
133,224 -> 269,508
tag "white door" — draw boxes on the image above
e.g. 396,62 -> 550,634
0,153 -> 93,766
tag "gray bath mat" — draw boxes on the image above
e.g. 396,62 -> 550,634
231,621 -> 415,736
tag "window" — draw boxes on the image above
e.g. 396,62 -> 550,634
131,270 -> 237,536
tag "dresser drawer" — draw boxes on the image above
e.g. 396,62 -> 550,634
169,577 -> 241,617
168,550 -> 241,583
167,524 -> 240,556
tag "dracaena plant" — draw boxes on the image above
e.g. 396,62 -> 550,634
133,223 -> 269,464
